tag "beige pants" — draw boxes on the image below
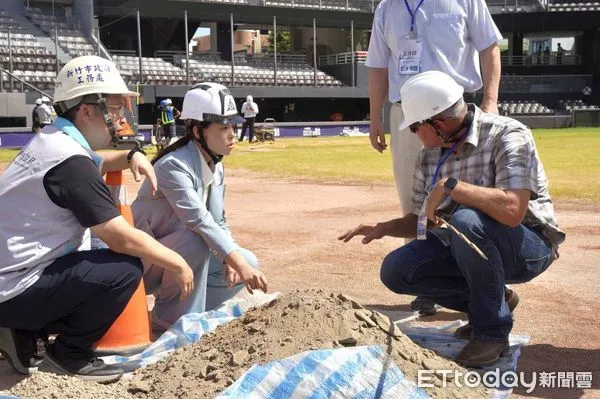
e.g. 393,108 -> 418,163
390,103 -> 422,244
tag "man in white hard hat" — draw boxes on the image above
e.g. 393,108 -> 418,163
341,71 -> 565,367
0,55 -> 194,383
31,98 -> 42,133
35,96 -> 54,129
366,0 -> 502,315
240,95 -> 259,143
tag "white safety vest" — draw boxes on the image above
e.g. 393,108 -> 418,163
0,126 -> 94,303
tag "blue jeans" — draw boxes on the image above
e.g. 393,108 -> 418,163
380,207 -> 554,342
143,228 -> 259,326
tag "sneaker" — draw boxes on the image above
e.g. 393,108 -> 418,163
410,297 -> 438,316
0,328 -> 43,375
45,343 -> 123,383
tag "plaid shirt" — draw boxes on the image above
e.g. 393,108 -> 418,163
411,105 -> 566,248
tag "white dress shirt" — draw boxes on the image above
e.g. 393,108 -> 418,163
366,0 -> 502,102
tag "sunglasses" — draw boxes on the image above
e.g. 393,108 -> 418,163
409,118 -> 434,134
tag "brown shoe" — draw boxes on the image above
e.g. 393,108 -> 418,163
454,288 -> 520,339
456,338 -> 509,368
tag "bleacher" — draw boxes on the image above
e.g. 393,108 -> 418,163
113,55 -> 187,85
548,0 -> 600,11
499,101 -> 553,116
558,99 -> 600,111
264,0 -> 370,12
0,9 -> 58,92
25,7 -> 95,57
177,53 -> 343,87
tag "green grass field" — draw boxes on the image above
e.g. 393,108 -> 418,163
2,128 -> 599,201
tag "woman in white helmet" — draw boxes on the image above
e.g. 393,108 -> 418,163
0,56 -> 194,383
132,83 -> 268,330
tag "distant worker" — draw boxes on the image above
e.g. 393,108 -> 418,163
158,98 -> 181,146
556,43 -> 564,65
240,95 -> 259,143
31,98 -> 42,133
582,85 -> 592,105
36,96 -> 54,129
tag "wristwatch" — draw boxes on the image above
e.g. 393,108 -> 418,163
444,177 -> 458,196
127,147 -> 146,163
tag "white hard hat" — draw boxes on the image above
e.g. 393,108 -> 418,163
166,99 -> 173,105
54,55 -> 137,111
180,82 -> 245,124
41,96 -> 50,103
34,98 -> 42,105
398,71 -> 464,131
246,95 -> 253,102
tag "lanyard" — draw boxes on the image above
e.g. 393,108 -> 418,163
428,137 -> 463,192
403,0 -> 426,36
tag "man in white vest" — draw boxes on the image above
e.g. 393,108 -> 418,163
0,55 -> 194,383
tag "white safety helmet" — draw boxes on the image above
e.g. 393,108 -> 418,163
34,98 -> 42,105
180,82 -> 245,125
41,96 -> 50,103
246,95 -> 253,103
166,98 -> 173,105
398,71 -> 464,131
53,55 -> 137,113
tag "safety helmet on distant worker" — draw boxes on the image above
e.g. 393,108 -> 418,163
53,55 -> 137,113
180,82 -> 244,164
160,99 -> 168,108
398,71 -> 464,131
34,98 -> 42,105
165,99 -> 173,105
246,95 -> 253,103
41,96 -> 50,103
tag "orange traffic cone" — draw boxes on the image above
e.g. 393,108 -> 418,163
93,170 -> 152,356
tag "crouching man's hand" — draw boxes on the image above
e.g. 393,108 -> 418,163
338,223 -> 387,244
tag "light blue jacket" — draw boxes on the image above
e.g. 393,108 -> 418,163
131,140 -> 237,262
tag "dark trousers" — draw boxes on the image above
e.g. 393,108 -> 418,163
0,250 -> 142,360
240,117 -> 255,142
380,207 -> 553,342
164,123 -> 177,139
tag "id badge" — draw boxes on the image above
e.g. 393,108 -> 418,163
416,194 -> 429,240
398,39 -> 422,75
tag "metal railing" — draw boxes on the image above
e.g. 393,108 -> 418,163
499,74 -> 591,93
318,51 -> 368,66
245,52 -> 308,65
173,0 -> 381,12
110,49 -> 138,57
0,67 -> 54,98
501,54 -> 581,66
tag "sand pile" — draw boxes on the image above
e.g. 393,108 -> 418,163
7,290 -> 486,399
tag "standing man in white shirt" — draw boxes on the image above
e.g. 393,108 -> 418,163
36,96 -> 55,129
366,0 -> 502,315
240,95 -> 259,143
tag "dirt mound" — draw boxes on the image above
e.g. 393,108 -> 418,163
7,290 -> 486,398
